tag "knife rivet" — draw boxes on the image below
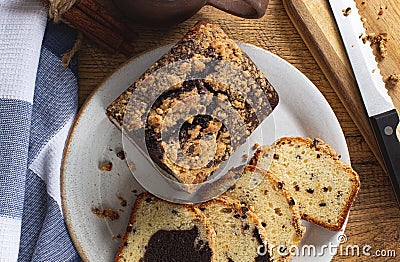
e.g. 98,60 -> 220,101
384,126 -> 393,136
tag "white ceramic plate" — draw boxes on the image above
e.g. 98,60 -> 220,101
62,43 -> 349,261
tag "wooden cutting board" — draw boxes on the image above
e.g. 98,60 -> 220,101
283,0 -> 400,169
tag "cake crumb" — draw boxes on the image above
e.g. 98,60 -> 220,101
342,7 -> 352,16
385,74 -> 400,89
362,33 -> 388,58
116,150 -> 126,160
242,154 -> 249,160
117,195 -> 127,207
112,234 -> 122,240
92,208 -> 119,221
252,142 -> 260,150
127,161 -> 136,172
99,161 -> 112,171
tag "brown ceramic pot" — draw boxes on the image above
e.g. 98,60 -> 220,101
113,0 -> 269,26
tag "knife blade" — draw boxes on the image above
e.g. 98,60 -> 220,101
329,0 -> 400,204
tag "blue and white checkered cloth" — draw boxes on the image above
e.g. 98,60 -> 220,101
1,0 -> 80,260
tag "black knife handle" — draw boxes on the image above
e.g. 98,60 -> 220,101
370,109 -> 400,205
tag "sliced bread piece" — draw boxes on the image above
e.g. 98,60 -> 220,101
106,20 -> 279,184
250,137 -> 360,231
115,193 -> 215,262
223,165 -> 305,261
198,196 -> 271,262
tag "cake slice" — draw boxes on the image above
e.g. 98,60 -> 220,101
250,137 -> 360,231
198,196 -> 271,262
223,165 -> 305,261
106,20 -> 279,184
115,193 -> 215,262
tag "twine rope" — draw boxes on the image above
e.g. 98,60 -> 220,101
62,31 -> 83,68
48,0 -> 77,23
47,0 -> 81,66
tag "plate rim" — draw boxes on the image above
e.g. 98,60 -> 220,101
60,46 -> 169,261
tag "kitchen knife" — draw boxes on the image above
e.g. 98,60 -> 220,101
329,0 -> 400,204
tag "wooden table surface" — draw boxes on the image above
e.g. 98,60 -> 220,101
78,0 -> 400,260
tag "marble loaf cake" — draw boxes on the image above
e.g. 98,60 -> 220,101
250,137 -> 360,231
198,196 -> 271,262
115,193 -> 215,262
106,20 -> 279,184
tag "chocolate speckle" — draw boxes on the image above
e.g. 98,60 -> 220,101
277,182 -> 284,189
337,191 -> 343,199
294,185 -> 300,191
288,197 -> 295,206
319,203 -> 327,207
306,188 -> 314,194
312,138 -> 319,148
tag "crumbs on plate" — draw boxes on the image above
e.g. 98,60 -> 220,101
99,161 -> 113,171
116,150 -> 126,160
117,194 -> 127,207
112,234 -> 122,240
92,207 -> 120,221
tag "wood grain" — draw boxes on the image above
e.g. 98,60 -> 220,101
77,0 -> 400,261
